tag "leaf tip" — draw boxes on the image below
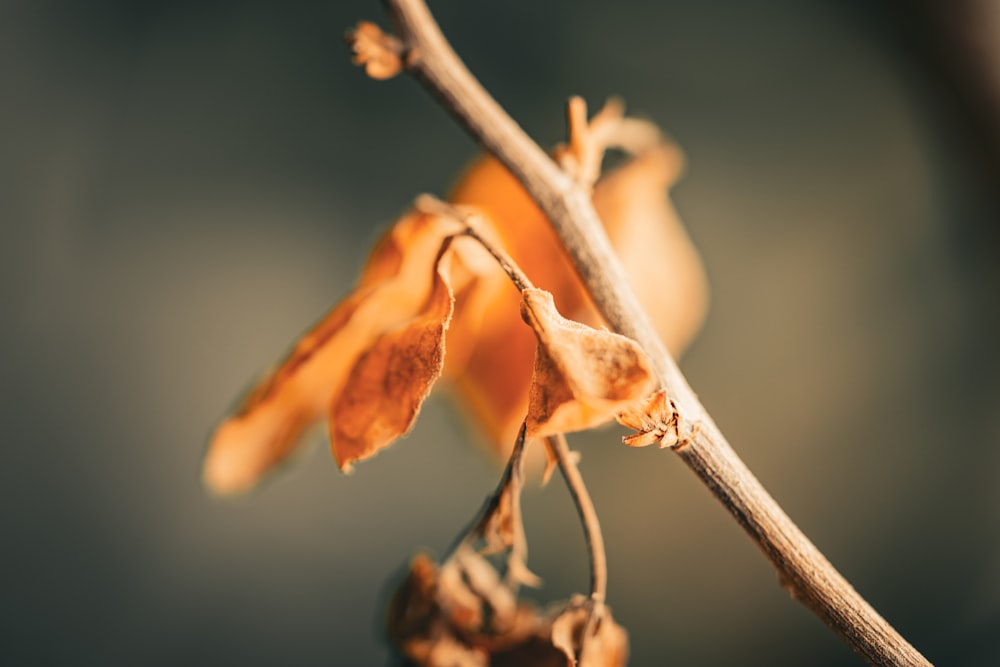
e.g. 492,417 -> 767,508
201,423 -> 257,496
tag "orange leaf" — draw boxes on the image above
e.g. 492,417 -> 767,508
331,253 -> 454,471
592,144 -> 708,355
520,288 -> 655,438
202,212 -> 458,494
447,129 -> 707,455
447,156 -> 592,452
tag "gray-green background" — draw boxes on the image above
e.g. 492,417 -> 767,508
4,1 -> 998,664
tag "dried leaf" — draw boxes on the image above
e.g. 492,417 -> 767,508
448,156 -> 590,451
520,288 -> 655,438
330,253 -> 454,471
447,127 -> 707,456
388,549 -> 554,666
387,550 -> 608,667
201,289 -> 369,494
450,545 -> 518,626
592,144 -> 708,356
387,552 -> 491,667
202,212 -> 457,494
550,597 -> 628,667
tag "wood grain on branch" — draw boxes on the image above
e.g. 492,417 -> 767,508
360,1 -> 933,664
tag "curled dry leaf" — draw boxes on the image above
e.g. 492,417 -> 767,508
592,143 -> 708,355
330,253 -> 454,472
202,212 -> 460,494
521,288 -> 655,438
388,549 -> 553,666
388,550 -> 627,667
449,110 -> 708,454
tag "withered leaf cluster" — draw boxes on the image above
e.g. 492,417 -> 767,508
388,549 -> 628,667
202,108 -> 707,495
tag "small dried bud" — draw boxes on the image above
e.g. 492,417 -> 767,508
347,21 -> 404,80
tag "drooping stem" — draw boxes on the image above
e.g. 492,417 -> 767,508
545,434 -> 607,604
352,2 -> 933,665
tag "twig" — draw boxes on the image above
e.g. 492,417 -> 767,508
355,2 -> 933,665
415,194 -> 534,292
545,434 -> 607,605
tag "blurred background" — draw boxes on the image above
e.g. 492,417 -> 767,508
3,0 -> 999,664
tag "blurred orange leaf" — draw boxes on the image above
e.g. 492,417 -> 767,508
331,252 -> 454,472
202,212 -> 459,493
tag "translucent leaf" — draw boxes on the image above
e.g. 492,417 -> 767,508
202,212 -> 457,494
330,254 -> 454,471
592,144 -> 709,356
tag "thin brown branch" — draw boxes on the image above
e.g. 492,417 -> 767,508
415,194 -> 534,292
356,2 -> 934,665
545,434 -> 607,605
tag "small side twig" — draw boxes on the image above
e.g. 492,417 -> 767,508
350,3 -> 933,665
545,434 -> 607,605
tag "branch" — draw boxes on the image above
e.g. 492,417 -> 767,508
353,2 -> 932,665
